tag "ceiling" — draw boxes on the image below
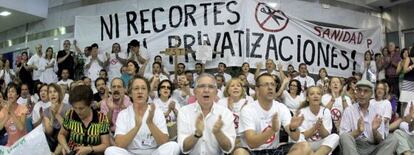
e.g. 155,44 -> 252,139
0,7 -> 45,32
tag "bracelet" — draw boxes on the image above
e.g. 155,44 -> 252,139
194,132 -> 202,138
90,145 -> 94,153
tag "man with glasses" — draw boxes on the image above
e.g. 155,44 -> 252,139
239,73 -> 304,154
177,73 -> 236,154
340,79 -> 398,155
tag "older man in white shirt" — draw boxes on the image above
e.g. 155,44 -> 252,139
177,73 -> 236,155
339,79 -> 398,155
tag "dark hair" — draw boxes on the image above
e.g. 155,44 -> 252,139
81,76 -> 91,81
185,70 -> 193,75
255,73 -> 273,87
95,77 -> 106,87
346,77 -> 357,91
215,74 -> 225,82
154,55 -> 162,61
287,79 -> 302,95
127,60 -> 140,74
111,77 -> 125,88
195,62 -> 203,67
157,80 -> 174,98
219,62 -> 226,68
6,83 -> 21,99
48,83 -> 64,103
152,62 -> 162,68
298,63 -> 306,68
127,39 -> 140,55
111,43 -> 120,53
100,69 -> 107,75
177,63 -> 185,68
364,50 -> 373,61
45,47 -> 54,59
91,43 -> 99,49
69,85 -> 93,106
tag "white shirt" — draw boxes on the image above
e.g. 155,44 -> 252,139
38,58 -> 58,84
32,101 -> 51,123
85,54 -> 107,82
144,73 -> 169,82
239,100 -> 292,150
17,96 -> 38,105
57,79 -> 74,87
177,102 -> 236,155
298,106 -> 332,141
27,53 -> 42,80
153,98 -> 181,124
370,99 -> 392,137
321,94 -> 352,128
281,90 -> 305,113
115,105 -> 168,152
108,52 -> 127,82
340,102 -> 385,143
294,75 -> 315,90
0,69 -> 15,85
214,73 -> 232,83
217,97 -> 253,134
400,101 -> 414,135
245,73 -> 256,86
172,88 -> 194,107
259,70 -> 280,78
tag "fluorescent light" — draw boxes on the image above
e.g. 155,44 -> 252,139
267,2 -> 278,8
53,37 -> 59,41
0,11 -> 11,16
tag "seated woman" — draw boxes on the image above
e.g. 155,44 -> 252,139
153,79 -> 180,140
216,78 -> 253,155
57,85 -> 110,154
0,83 -> 27,146
105,76 -> 180,155
42,83 -> 71,154
298,86 -> 339,155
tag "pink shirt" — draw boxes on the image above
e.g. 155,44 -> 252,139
0,104 -> 28,146
100,95 -> 132,132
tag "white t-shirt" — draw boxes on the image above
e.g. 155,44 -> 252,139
0,69 -> 15,85
239,100 -> 292,150
85,54 -> 107,82
294,76 -> 315,90
177,102 -> 236,155
115,105 -> 168,152
281,90 -> 305,113
27,53 -> 42,80
32,101 -> 51,123
259,70 -> 280,78
298,106 -> 332,141
370,99 -> 392,136
217,97 -> 253,134
245,73 -> 256,86
153,98 -> 181,124
57,79 -> 74,87
144,73 -> 169,82
108,52 -> 127,82
321,94 -> 352,129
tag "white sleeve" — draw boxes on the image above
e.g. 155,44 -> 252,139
31,104 -> 41,123
114,109 -> 130,136
340,107 -> 352,134
53,59 -> 58,72
221,109 -> 236,154
384,101 -> 392,119
239,105 -> 256,133
404,101 -> 413,117
154,108 -> 168,134
38,59 -> 47,72
177,107 -> 194,154
322,108 -> 333,133
280,105 -> 292,128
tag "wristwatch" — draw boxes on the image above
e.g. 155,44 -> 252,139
194,132 -> 202,138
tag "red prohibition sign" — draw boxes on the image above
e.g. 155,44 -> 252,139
262,125 -> 276,144
331,108 -> 342,121
255,3 -> 289,32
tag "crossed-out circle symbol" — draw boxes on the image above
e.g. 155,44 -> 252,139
262,125 -> 276,144
254,3 -> 289,32
331,108 -> 341,121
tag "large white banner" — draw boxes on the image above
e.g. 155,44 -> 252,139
75,0 -> 381,77
0,126 -> 50,155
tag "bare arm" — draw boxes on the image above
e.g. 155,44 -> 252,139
213,130 -> 232,152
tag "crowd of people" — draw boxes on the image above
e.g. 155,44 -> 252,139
0,39 -> 413,155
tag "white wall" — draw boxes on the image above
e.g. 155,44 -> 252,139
0,0 -> 383,54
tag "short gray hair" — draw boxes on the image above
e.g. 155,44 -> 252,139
195,73 -> 217,88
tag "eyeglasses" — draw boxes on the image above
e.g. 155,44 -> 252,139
196,84 -> 217,89
160,85 -> 171,89
356,88 -> 371,94
258,82 -> 276,88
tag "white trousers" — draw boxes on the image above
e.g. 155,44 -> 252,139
105,141 -> 180,155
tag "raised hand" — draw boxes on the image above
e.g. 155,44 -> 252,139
146,104 -> 156,124
372,114 -> 382,130
357,117 -> 365,133
212,115 -> 223,134
168,101 -> 175,111
290,112 -> 304,131
271,113 -> 280,132
195,113 -> 204,136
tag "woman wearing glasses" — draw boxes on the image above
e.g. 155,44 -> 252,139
153,79 -> 180,140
